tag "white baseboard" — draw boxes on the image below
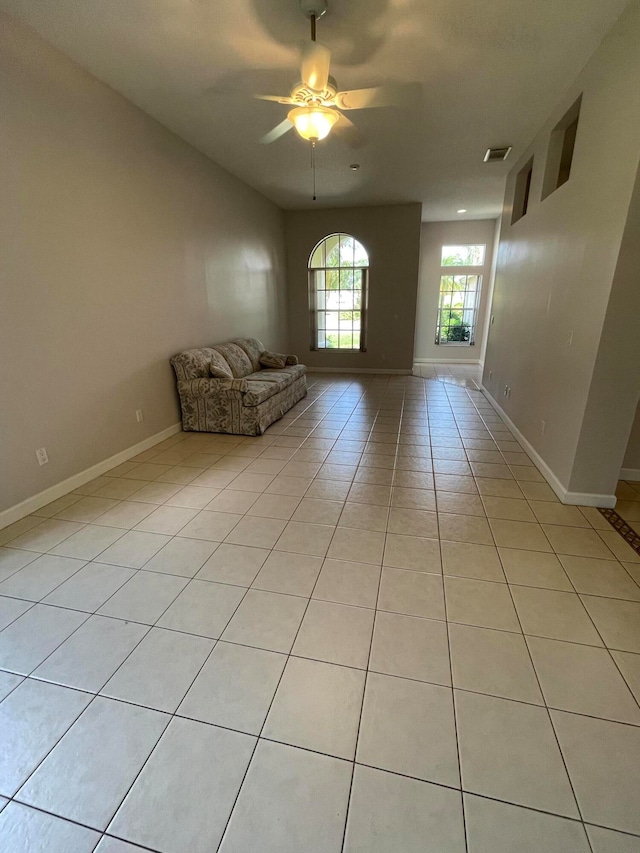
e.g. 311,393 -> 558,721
0,423 -> 183,531
413,358 -> 482,365
480,387 -> 616,508
620,467 -> 640,482
307,367 -> 412,375
560,491 -> 617,507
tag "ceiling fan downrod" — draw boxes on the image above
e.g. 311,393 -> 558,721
300,0 -> 328,41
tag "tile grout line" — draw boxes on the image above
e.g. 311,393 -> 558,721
7,677 -> 640,842
3,525 -> 638,585
213,443 -> 357,852
339,401 -> 397,853
8,647 -> 640,735
462,382 -> 597,851
1,372 -> 638,847
3,506 -> 271,841
12,378 -> 343,848
440,382 -> 478,850
462,387 -> 640,721
85,474 -> 319,846
429,382 -> 470,853
96,575 -> 256,847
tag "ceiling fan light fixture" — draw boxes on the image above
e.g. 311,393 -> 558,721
288,105 -> 338,141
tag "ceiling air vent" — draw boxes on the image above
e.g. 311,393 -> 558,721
484,147 -> 512,163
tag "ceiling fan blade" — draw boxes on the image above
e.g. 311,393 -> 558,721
301,41 -> 331,92
254,94 -> 296,105
203,88 -> 295,106
334,112 -> 365,149
335,84 -> 415,111
261,119 -> 294,145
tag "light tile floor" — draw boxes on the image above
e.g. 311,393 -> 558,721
614,479 -> 640,527
1,369 -> 639,852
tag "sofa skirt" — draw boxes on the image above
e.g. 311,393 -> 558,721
179,375 -> 308,436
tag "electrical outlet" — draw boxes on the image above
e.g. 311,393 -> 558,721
489,370 -> 493,380
136,409 -> 144,423
36,447 -> 49,466
541,420 -> 546,435
503,385 -> 509,397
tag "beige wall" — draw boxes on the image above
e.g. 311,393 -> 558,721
414,219 -> 498,364
623,403 -> 640,474
569,164 -> 640,492
284,204 -> 422,371
482,0 -> 640,500
0,15 -> 288,515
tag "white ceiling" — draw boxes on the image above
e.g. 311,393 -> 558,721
1,0 -> 630,219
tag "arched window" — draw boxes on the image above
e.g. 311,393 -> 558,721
308,233 -> 369,351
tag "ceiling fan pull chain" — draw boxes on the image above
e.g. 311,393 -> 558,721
311,14 -> 316,42
311,140 -> 317,201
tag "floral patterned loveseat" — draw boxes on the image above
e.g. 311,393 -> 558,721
170,338 -> 307,435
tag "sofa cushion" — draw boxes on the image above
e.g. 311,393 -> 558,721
279,363 -> 306,381
210,363 -> 233,379
209,350 -> 233,379
253,365 -> 306,381
171,347 -> 220,381
259,351 -> 287,369
212,343 -> 254,378
246,367 -> 301,389
243,380 -> 283,407
235,338 -> 265,373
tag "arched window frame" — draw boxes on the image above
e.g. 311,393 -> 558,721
308,233 -> 369,352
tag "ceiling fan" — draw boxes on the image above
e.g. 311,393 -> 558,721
256,0 -> 403,146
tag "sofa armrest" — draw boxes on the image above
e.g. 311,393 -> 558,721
177,377 -> 248,400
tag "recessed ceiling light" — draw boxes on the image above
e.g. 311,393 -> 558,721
457,209 -> 467,213
349,163 -> 360,170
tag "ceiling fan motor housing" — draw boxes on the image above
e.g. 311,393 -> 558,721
290,77 -> 338,106
299,0 -> 328,20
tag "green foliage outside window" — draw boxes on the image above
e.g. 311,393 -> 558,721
440,311 -> 471,342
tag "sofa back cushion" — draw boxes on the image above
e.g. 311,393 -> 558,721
235,338 -> 264,373
209,350 -> 233,379
213,343 -> 254,378
171,347 -> 223,382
